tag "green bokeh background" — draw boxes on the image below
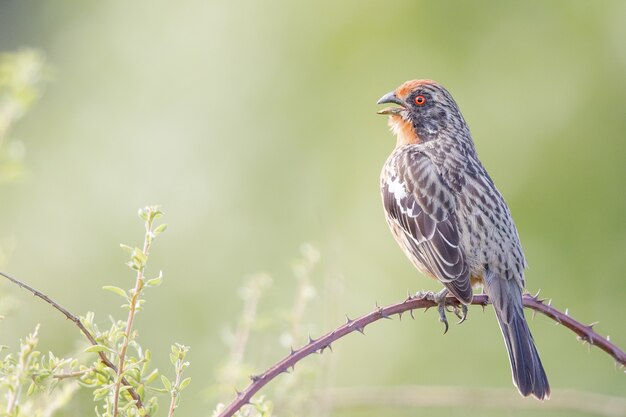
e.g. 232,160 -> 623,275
1,1 -> 625,416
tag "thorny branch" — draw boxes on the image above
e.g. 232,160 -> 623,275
0,271 -> 149,417
2,267 -> 624,417
217,292 -> 626,417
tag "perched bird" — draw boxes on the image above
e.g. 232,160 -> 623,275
377,79 -> 550,400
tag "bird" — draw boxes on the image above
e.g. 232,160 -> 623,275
376,79 -> 550,400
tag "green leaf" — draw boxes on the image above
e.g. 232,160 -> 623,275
93,387 -> 109,401
102,286 -> 128,299
145,369 -> 159,384
145,276 -> 162,287
119,243 -> 133,253
161,375 -> 172,391
84,344 -> 115,354
153,223 -> 168,236
179,377 -> 191,391
132,247 -> 147,264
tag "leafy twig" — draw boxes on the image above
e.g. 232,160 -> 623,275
51,368 -> 94,380
4,325 -> 39,415
112,207 -> 163,416
217,292 -> 626,417
0,271 -> 148,415
165,344 -> 191,417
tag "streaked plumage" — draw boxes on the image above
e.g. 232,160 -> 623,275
377,79 -> 549,400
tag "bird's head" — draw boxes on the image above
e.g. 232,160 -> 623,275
377,79 -> 466,147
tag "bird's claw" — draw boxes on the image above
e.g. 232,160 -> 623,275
456,304 -> 468,324
437,301 -> 450,334
416,288 -> 468,333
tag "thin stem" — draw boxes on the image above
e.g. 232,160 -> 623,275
0,271 -> 148,416
5,326 -> 38,415
52,368 -> 94,380
229,276 -> 268,366
167,376 -> 181,417
112,219 -> 153,417
218,293 -> 626,417
167,360 -> 183,417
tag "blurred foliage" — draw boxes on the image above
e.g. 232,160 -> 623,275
0,49 -> 48,182
0,1 -> 625,416
0,325 -> 78,417
210,244 -> 334,417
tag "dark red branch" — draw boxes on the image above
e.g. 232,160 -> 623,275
0,271 -> 149,416
218,293 -> 625,417
522,295 -> 625,365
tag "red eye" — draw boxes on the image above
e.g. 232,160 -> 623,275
415,95 -> 426,106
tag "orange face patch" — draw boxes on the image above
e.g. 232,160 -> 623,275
395,79 -> 437,100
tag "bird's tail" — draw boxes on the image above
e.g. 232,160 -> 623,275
485,272 -> 550,400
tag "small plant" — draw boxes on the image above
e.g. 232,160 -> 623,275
0,207 -> 191,417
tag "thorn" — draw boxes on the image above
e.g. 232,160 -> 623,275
375,301 -> 380,309
250,374 -> 261,382
290,346 -> 296,355
588,321 -> 599,329
531,309 -> 537,320
607,335 -> 611,341
405,290 -> 413,301
565,308 -> 569,316
532,288 -> 541,299
327,343 -> 332,352
410,309 -> 415,320
547,299 -> 553,307
356,326 -> 365,334
398,311 -> 404,321
308,334 -> 315,343
235,389 -> 242,396
345,315 -> 353,325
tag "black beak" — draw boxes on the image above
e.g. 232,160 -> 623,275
376,91 -> 405,115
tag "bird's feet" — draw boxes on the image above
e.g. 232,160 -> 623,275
415,288 -> 468,334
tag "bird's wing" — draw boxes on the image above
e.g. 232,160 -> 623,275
382,150 -> 472,303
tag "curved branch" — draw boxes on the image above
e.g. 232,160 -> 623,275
0,271 -> 149,417
218,292 -> 625,417
523,295 -> 625,365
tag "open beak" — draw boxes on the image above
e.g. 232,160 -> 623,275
376,91 -> 405,115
